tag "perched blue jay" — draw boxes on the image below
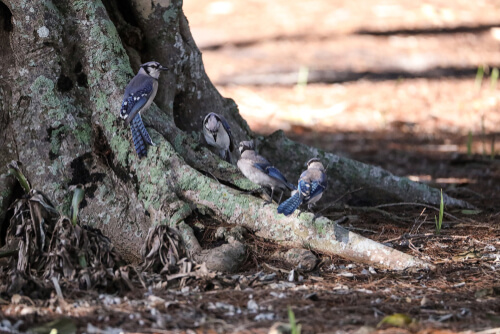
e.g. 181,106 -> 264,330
277,158 -> 327,216
237,141 -> 295,204
203,112 -> 235,163
120,61 -> 168,158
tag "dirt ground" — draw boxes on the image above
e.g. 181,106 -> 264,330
2,1 -> 500,333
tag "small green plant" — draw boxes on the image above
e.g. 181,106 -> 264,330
8,161 -> 31,194
435,189 -> 444,234
467,130 -> 473,157
377,313 -> 413,328
491,67 -> 499,90
475,65 -> 484,91
295,65 -> 309,96
288,306 -> 301,334
296,66 -> 309,87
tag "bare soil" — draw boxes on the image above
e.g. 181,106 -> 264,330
2,1 -> 500,333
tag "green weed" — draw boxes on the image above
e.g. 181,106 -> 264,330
288,307 -> 301,334
491,67 -> 499,90
475,65 -> 484,91
435,189 -> 444,235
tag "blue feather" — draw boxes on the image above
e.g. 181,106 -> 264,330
298,179 -> 325,204
253,163 -> 294,190
277,192 -> 302,216
130,115 -> 148,158
252,162 -> 268,173
135,113 -> 154,146
307,181 -> 324,202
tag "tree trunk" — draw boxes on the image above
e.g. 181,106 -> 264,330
0,0 -> 469,269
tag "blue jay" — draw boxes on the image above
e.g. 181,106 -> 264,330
237,141 -> 295,204
203,112 -> 235,163
277,158 -> 327,216
120,61 -> 168,158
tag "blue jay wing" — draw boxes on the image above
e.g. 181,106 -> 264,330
277,192 -> 302,216
308,181 -> 326,200
120,79 -> 154,125
298,179 -> 310,196
265,166 -> 291,187
253,162 -> 271,174
298,173 -> 326,202
254,163 -> 295,190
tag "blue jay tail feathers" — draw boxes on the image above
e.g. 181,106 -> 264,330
277,192 -> 302,216
130,114 -> 151,158
136,114 -> 155,146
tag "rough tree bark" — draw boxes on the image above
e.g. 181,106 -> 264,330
0,0 -> 470,270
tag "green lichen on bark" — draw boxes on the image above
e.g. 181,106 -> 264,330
29,76 -> 66,126
49,125 -> 69,154
74,122 -> 92,145
162,6 -> 177,23
110,136 -> 130,166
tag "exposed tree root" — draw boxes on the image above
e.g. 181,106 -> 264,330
177,167 -> 435,270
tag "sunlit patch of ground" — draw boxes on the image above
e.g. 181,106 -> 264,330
220,79 -> 500,142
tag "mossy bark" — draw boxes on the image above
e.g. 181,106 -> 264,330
0,0 -> 468,269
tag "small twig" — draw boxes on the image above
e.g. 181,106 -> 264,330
383,233 -> 472,244
379,226 -> 385,238
331,216 -> 349,225
349,206 -> 413,223
410,208 -> 427,235
207,171 -> 221,185
343,225 -> 377,234
263,262 -> 290,274
408,240 -> 421,253
315,187 -> 364,215
198,169 -> 221,185
374,202 -> 464,222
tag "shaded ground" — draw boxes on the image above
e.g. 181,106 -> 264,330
2,0 -> 500,333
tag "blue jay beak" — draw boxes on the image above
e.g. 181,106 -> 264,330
159,65 -> 168,71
